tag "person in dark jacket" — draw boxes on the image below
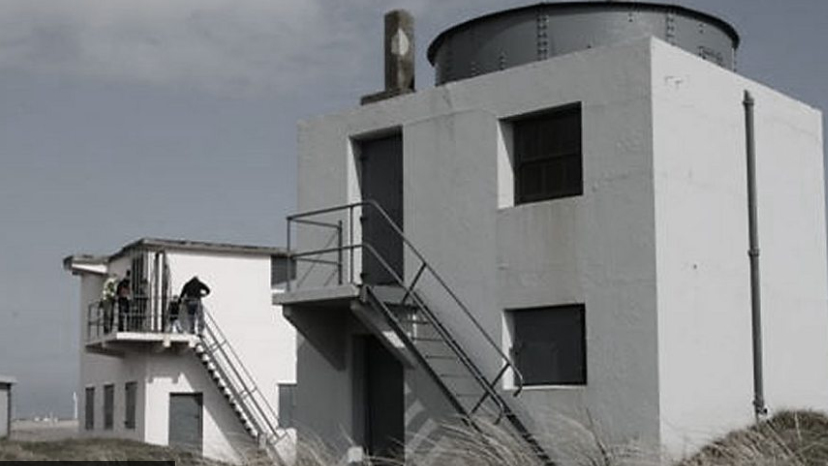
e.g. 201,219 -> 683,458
180,276 -> 210,334
116,270 -> 131,331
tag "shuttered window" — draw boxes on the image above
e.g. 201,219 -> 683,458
84,387 -> 95,431
125,382 -> 137,430
512,104 -> 583,204
509,304 -> 586,386
103,384 -> 114,430
278,383 -> 296,428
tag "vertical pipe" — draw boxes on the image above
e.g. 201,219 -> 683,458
744,90 -> 767,418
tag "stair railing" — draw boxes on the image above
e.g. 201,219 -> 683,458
286,200 -> 525,397
198,309 -> 288,462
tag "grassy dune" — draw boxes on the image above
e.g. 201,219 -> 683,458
3,411 -> 828,465
0,437 -> 226,464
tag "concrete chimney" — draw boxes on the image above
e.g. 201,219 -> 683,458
361,10 -> 415,105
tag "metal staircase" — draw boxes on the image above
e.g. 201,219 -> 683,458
288,200 -> 555,466
194,310 -> 290,465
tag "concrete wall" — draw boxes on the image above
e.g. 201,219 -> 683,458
651,39 -> 828,455
295,35 -> 828,460
295,38 -> 661,457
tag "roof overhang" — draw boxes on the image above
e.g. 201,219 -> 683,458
64,237 -> 291,275
0,375 -> 17,385
62,255 -> 108,276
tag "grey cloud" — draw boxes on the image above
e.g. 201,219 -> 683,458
0,0 -> 377,96
0,0 -> 520,97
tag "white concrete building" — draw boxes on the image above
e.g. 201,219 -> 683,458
64,238 -> 296,463
0,375 -> 14,439
277,3 -> 828,464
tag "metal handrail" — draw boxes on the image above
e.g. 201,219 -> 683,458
199,310 -> 288,458
286,199 -> 526,393
85,297 -> 168,341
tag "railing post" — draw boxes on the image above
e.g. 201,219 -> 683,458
286,218 -> 292,292
349,206 -> 355,284
337,220 -> 343,285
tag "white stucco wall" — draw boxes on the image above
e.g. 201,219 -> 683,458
142,353 -> 255,463
166,250 -> 296,419
651,40 -> 828,455
75,248 -> 296,463
77,266 -> 144,440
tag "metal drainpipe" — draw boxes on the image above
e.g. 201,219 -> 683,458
744,90 -> 768,419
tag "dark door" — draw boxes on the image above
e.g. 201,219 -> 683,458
363,336 -> 404,461
359,134 -> 403,285
169,393 -> 203,452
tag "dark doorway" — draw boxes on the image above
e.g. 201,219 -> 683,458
356,336 -> 405,462
169,393 -> 203,453
359,134 -> 403,285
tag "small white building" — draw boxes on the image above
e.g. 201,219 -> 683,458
278,3 -> 828,464
0,375 -> 15,439
64,238 -> 296,463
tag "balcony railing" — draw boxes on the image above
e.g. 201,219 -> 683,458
86,297 -> 199,342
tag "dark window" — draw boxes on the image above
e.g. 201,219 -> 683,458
125,382 -> 137,430
103,384 -> 114,430
84,387 -> 95,431
278,383 -> 296,428
512,104 -> 583,204
271,256 -> 296,287
509,304 -> 586,386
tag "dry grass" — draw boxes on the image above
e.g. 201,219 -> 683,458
0,437 -> 227,464
4,411 -> 828,465
679,410 -> 828,466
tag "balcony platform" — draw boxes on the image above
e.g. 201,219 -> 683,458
86,331 -> 199,356
273,284 -> 360,308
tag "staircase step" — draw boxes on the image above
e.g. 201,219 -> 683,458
399,318 -> 432,325
411,336 -> 444,342
424,354 -> 456,360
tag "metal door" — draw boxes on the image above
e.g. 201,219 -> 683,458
359,134 -> 404,285
364,336 -> 404,461
169,393 -> 203,453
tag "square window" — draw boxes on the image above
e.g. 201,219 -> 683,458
511,104 -> 583,204
508,304 -> 586,386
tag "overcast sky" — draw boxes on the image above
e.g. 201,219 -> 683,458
0,0 -> 826,419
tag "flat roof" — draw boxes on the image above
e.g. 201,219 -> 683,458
64,237 -> 290,271
0,375 -> 16,385
116,238 -> 289,258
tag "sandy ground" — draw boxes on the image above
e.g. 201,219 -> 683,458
10,419 -> 80,442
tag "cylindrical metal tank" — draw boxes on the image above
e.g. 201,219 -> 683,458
427,2 -> 739,85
